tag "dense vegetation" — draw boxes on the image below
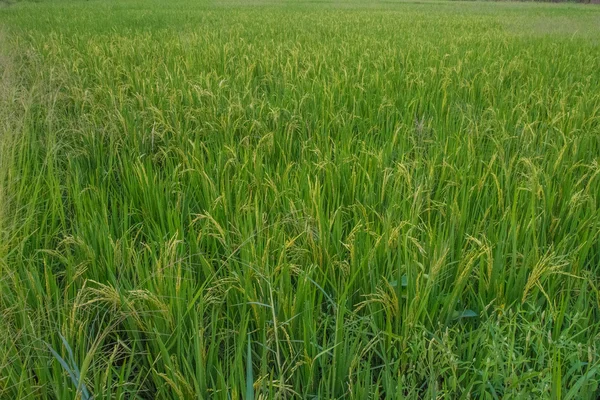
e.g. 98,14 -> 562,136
1,0 -> 600,398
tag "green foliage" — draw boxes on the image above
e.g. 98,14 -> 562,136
1,0 -> 600,398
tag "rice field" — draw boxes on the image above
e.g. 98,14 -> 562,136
1,0 -> 600,398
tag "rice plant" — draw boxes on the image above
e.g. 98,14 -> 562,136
1,0 -> 600,398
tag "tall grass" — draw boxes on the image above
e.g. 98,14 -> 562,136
1,0 -> 600,398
